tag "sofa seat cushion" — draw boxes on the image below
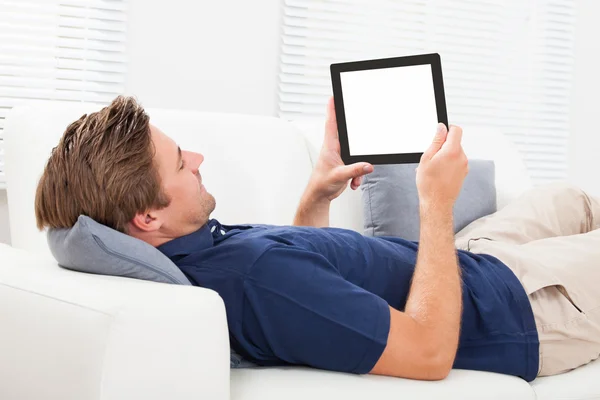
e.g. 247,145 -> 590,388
230,367 -> 535,400
531,359 -> 600,400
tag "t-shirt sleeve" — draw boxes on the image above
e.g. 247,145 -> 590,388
241,245 -> 390,374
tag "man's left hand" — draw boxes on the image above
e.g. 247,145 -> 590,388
306,96 -> 374,202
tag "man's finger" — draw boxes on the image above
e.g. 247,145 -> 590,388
338,162 -> 373,181
443,125 -> 463,150
351,176 -> 362,190
422,123 -> 448,160
323,96 -> 339,149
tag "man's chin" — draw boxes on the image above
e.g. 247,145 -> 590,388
203,191 -> 216,216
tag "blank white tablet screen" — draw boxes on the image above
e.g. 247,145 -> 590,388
340,64 -> 437,156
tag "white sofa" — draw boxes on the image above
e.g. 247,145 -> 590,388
0,101 -> 598,400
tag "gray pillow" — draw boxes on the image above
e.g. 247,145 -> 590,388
47,215 -> 255,369
362,160 -> 496,241
47,215 -> 192,285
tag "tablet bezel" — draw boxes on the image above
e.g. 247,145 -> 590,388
330,53 -> 448,165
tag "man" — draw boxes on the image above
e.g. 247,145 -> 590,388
35,96 -> 600,382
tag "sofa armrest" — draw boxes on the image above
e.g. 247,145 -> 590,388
0,244 -> 230,400
98,279 -> 230,400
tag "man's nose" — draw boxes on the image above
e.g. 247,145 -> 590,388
183,151 -> 204,170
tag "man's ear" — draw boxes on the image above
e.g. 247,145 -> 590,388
130,210 -> 162,233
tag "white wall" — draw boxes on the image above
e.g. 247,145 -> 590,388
123,0 -> 600,197
125,0 -> 282,116
0,0 -> 284,245
1,0 -> 598,245
568,0 -> 600,197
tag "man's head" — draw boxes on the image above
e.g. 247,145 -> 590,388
35,96 -> 216,247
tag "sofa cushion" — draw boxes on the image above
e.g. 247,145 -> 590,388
531,359 -> 600,400
47,215 -> 192,285
362,160 -> 496,241
230,366 -> 536,400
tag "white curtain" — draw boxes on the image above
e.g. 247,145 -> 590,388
0,0 -> 128,187
277,0 -> 576,184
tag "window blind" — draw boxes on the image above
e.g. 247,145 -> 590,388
0,0 -> 128,188
278,0 -> 576,184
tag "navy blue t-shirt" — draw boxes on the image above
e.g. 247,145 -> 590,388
158,219 -> 539,381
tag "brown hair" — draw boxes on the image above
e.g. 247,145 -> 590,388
35,96 -> 170,233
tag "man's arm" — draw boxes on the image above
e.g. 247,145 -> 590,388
370,124 -> 467,380
293,97 -> 372,228
370,204 -> 461,380
293,189 -> 331,228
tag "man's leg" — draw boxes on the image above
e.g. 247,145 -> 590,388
455,182 -> 600,250
456,183 -> 600,376
530,287 -> 600,377
520,229 -> 600,376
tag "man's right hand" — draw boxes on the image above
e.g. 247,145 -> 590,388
416,123 -> 468,211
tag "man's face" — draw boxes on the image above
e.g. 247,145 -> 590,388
150,124 -> 216,238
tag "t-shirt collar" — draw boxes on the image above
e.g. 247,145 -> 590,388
157,219 -> 223,258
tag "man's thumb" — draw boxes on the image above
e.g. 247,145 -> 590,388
423,123 -> 448,159
340,162 -> 373,180
325,97 -> 337,133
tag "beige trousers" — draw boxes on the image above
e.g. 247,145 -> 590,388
455,182 -> 600,377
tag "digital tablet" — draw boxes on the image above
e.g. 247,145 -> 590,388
330,53 -> 448,165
